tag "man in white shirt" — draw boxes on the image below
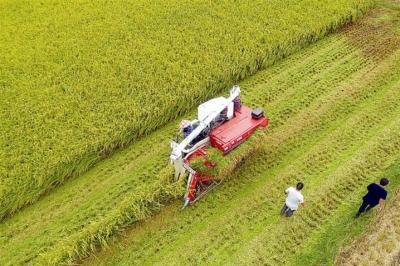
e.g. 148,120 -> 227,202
280,182 -> 304,217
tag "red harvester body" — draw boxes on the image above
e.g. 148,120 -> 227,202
184,105 -> 268,203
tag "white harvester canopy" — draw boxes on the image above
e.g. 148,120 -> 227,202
197,97 -> 234,121
170,85 -> 241,179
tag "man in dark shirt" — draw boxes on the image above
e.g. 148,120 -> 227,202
356,177 -> 389,218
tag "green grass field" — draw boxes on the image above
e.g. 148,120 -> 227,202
0,0 -> 373,221
1,1 -> 400,265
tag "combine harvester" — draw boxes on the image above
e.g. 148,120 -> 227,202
170,86 -> 269,207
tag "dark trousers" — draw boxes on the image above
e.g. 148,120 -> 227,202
280,204 -> 295,217
357,200 -> 378,216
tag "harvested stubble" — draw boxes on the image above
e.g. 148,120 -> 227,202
0,0 -> 374,220
335,163 -> 400,266
234,116 -> 400,265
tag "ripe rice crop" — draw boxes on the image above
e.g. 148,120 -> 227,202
2,3 -> 400,263
0,0 -> 374,219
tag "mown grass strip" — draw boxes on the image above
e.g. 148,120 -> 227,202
233,116 -> 400,265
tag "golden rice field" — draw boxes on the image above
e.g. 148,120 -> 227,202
2,0 -> 400,265
0,0 -> 373,220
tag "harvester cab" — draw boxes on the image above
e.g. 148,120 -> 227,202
170,85 -> 269,208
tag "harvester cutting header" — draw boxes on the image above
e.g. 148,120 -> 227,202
170,86 -> 269,207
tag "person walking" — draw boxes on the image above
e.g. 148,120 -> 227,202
355,177 -> 389,218
280,182 -> 304,217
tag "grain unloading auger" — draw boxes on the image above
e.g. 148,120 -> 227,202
170,86 -> 269,208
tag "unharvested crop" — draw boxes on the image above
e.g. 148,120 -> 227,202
0,0 -> 374,219
2,4 -> 400,263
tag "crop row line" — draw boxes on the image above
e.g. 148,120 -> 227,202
118,49 -> 400,264
336,188 -> 400,265
176,77 -> 400,265
235,116 -> 400,265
